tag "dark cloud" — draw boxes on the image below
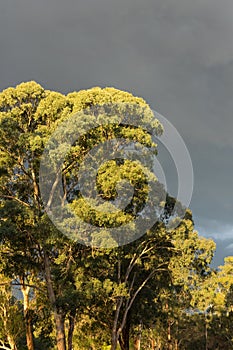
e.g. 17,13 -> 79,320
0,0 -> 232,266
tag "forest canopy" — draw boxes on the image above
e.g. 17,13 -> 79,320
0,81 -> 232,350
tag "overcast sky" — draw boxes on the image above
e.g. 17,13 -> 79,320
1,0 -> 232,266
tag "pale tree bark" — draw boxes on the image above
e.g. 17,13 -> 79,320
150,338 -> 155,350
6,337 -> 18,350
1,310 -> 18,350
44,252 -> 66,350
111,245 -> 167,350
20,278 -> 34,350
0,286 -> 18,350
0,339 -> 16,350
111,297 -> 123,350
113,269 -> 157,350
133,337 -> 141,350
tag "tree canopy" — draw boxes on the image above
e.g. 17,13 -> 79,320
0,81 -> 231,350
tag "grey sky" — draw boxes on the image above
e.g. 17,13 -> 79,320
1,0 -> 232,265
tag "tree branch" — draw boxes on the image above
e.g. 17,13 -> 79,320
118,265 -> 167,338
1,195 -> 30,207
0,282 -> 45,294
0,340 -> 11,350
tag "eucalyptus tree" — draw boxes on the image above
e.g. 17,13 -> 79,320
0,81 -> 164,350
0,81 -> 72,350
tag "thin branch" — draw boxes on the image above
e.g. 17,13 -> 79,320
118,257 -> 121,284
1,195 -> 30,207
46,170 -> 60,209
124,240 -> 157,283
118,265 -> 167,338
0,282 -> 45,294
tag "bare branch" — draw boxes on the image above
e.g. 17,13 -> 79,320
1,195 -> 30,208
118,265 -> 167,338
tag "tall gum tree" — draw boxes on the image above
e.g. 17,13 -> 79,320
0,81 -> 164,350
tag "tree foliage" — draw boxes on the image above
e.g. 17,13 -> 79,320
0,81 -> 231,350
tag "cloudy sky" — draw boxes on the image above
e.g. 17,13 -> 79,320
1,0 -> 232,266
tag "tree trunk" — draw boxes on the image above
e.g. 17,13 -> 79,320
68,309 -> 76,350
111,333 -> 118,350
25,310 -> 34,350
54,312 -> 66,350
7,336 -> 18,350
133,336 -> 141,350
119,314 -> 130,350
111,298 -> 123,350
44,252 -> 66,350
20,279 -> 34,350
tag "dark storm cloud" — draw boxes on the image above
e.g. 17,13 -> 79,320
0,0 -> 233,265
